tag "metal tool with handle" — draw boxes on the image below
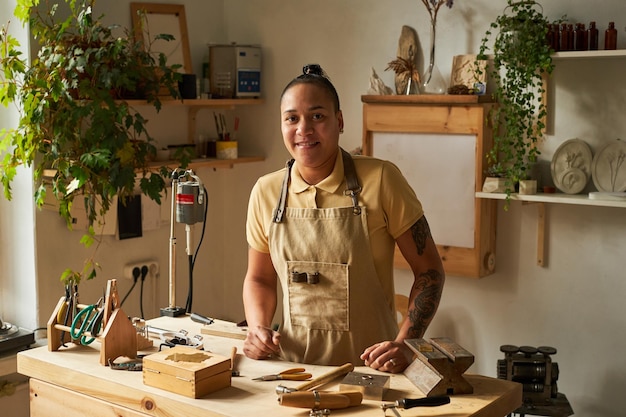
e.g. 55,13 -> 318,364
381,395 -> 450,417
276,363 -> 355,394
278,390 -> 363,409
253,367 -> 312,381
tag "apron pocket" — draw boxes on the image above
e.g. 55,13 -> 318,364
287,261 -> 349,331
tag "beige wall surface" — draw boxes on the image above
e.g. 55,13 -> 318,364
2,1 -> 626,416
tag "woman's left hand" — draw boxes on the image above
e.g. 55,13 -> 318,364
360,341 -> 413,373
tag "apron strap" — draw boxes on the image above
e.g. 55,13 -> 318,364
341,148 -> 362,215
272,149 -> 362,223
273,159 -> 295,223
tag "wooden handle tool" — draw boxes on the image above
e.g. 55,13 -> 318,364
230,347 -> 239,376
276,363 -> 354,394
278,390 -> 363,409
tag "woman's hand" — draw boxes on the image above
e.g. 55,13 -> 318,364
243,325 -> 281,360
360,341 -> 414,373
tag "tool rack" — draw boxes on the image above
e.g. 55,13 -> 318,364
46,279 -> 141,365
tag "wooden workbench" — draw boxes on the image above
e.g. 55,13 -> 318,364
17,316 -> 521,417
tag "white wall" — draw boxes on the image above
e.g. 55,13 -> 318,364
0,0 -> 38,332
2,1 -> 625,416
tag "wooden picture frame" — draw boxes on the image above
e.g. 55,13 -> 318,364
361,95 -> 498,278
130,3 -> 193,74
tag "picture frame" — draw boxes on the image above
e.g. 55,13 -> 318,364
130,3 -> 193,74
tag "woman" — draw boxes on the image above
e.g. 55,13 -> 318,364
242,64 -> 444,372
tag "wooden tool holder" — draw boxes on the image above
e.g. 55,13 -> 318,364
46,279 -> 138,365
403,337 -> 474,397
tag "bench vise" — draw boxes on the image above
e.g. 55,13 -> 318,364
403,337 -> 474,397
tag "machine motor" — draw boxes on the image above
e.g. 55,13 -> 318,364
176,181 -> 205,225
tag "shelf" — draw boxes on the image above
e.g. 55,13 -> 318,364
477,191 -> 626,267
125,98 -> 264,109
361,94 -> 495,105
476,192 -> 626,208
148,155 -> 265,171
123,97 -> 264,149
552,49 -> 626,60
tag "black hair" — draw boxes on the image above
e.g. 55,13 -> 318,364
280,64 -> 341,111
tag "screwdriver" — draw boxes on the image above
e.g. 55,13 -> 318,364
382,396 -> 450,416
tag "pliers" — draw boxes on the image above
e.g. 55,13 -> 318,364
252,367 -> 312,382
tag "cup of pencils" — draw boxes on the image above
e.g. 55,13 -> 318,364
214,112 -> 238,159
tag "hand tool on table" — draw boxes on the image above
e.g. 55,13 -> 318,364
70,296 -> 104,345
381,396 -> 451,417
278,389 -> 363,410
190,312 -> 214,325
230,347 -> 240,377
276,362 -> 354,394
254,367 -> 312,381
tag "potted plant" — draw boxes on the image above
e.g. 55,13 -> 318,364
476,0 -> 555,203
0,0 -> 181,284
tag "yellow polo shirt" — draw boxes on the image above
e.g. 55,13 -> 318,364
246,151 -> 424,296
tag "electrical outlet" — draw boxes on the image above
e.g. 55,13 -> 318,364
123,261 -> 159,280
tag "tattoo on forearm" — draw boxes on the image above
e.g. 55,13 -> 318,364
411,217 -> 431,256
408,269 -> 443,338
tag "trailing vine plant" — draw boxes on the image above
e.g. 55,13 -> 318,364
477,0 -> 555,204
0,0 -> 181,284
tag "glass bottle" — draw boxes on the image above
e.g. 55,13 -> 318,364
567,24 -> 575,51
559,23 -> 570,51
574,23 -> 588,51
588,21 -> 599,50
605,21 -> 617,50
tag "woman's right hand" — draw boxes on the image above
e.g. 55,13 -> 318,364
243,325 -> 281,359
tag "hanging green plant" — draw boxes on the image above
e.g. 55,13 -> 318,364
0,0 -> 182,284
476,0 -> 555,205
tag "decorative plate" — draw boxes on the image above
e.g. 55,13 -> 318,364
591,139 -> 626,192
551,138 -> 593,194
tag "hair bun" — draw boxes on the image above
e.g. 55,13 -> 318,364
302,64 -> 325,76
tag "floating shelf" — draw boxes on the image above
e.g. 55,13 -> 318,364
552,49 -> 626,60
475,192 -> 626,208
148,156 -> 265,171
125,98 -> 264,109
476,191 -> 626,267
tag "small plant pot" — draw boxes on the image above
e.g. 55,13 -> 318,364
519,179 -> 537,195
482,177 -> 507,193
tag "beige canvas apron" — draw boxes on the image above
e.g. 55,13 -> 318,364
269,149 -> 398,365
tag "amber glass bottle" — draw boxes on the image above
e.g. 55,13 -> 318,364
605,21 -> 617,50
588,21 -> 599,50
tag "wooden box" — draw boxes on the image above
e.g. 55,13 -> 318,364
143,346 -> 231,398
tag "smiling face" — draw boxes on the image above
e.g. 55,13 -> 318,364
280,83 -> 344,185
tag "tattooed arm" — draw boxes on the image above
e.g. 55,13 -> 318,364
361,215 -> 445,373
395,215 -> 445,340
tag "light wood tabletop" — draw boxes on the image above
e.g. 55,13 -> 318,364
18,315 -> 521,417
